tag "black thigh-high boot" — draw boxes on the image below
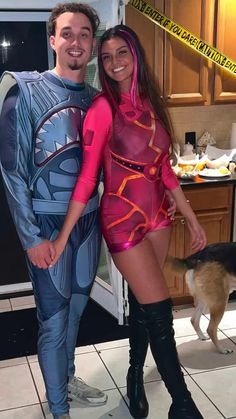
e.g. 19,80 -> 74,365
140,298 -> 203,419
127,289 -> 149,418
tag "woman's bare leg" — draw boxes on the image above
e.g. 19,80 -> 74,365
147,226 -> 172,268
112,236 -> 169,304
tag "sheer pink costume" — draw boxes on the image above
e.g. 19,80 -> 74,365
72,93 -> 179,253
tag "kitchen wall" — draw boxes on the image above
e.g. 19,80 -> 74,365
169,104 -> 236,152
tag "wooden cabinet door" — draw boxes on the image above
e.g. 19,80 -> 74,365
214,0 -> 236,103
164,0 -> 213,105
126,0 -> 164,85
126,0 -> 164,88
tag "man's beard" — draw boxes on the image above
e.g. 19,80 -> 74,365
68,61 -> 83,71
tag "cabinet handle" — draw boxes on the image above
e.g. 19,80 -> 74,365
180,219 -> 185,224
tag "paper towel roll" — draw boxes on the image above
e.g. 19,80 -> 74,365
230,123 -> 236,148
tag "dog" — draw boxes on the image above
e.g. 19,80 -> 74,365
167,242 -> 236,354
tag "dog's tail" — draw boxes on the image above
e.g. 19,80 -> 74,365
166,255 -> 189,275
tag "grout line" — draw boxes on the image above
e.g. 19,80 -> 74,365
27,357 -> 46,418
188,374 -> 227,419
0,403 -> 45,416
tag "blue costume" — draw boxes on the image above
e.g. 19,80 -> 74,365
0,70 -> 101,417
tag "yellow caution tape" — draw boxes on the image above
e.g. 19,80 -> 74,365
128,0 -> 236,77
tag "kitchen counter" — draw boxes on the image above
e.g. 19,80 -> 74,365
179,173 -> 236,188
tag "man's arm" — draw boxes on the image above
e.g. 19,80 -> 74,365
0,80 -> 55,268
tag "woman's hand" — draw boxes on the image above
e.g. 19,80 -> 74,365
185,215 -> 207,251
166,190 -> 176,221
49,236 -> 67,267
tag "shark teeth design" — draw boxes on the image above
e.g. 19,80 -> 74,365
35,107 -> 82,164
55,141 -> 63,151
45,150 -> 53,158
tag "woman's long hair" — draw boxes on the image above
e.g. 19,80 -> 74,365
97,24 -> 175,147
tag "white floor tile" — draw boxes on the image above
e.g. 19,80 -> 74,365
75,344 -> 96,355
0,364 -> 39,410
11,304 -> 36,311
210,301 -> 236,330
99,345 -> 161,389
0,357 -> 27,368
30,351 -> 115,404
173,311 -> 209,338
221,327 -> 236,344
1,302 -> 236,419
27,354 -> 39,364
176,331 -> 236,374
0,404 -> 44,419
0,300 -> 11,310
10,295 -> 35,309
73,351 -> 115,391
95,338 -> 129,351
0,308 -> 11,313
43,388 -> 131,418
192,366 -> 236,417
120,375 -> 223,419
29,362 -> 47,403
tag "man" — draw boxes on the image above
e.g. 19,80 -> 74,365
0,3 -> 107,419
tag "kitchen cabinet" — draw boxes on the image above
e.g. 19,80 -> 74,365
164,0 -> 213,105
214,0 -> 236,103
126,0 -> 236,106
163,184 -> 233,304
126,0 -> 213,106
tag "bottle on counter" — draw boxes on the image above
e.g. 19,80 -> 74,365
229,161 -> 236,174
182,142 -> 194,156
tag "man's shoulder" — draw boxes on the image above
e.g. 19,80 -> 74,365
1,70 -> 41,83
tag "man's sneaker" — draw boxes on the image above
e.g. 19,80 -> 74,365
68,376 -> 108,406
53,414 -> 71,419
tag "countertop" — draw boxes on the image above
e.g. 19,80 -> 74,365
180,173 -> 236,188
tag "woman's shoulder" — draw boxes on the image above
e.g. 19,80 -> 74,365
87,92 -> 113,126
92,92 -> 112,110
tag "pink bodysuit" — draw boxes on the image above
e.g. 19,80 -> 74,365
72,93 -> 179,253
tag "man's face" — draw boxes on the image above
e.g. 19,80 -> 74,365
50,12 -> 96,76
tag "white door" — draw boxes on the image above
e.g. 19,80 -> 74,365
91,239 -> 129,325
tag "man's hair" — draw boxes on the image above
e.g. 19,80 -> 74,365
48,2 -> 100,37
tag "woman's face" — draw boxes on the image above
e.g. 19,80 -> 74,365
101,36 -> 134,93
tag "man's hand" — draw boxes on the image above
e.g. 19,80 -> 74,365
26,240 -> 56,269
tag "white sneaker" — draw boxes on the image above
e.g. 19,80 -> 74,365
68,376 -> 108,406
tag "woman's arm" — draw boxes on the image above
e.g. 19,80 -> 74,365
169,185 -> 207,251
52,200 -> 86,262
161,152 -> 207,251
51,95 -> 113,265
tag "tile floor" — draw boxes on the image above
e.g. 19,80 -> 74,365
1,296 -> 236,418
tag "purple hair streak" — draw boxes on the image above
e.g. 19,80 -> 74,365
98,25 -> 140,110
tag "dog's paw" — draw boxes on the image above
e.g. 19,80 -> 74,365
197,331 -> 209,341
218,347 -> 234,355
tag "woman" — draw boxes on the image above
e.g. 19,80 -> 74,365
51,25 -> 207,418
